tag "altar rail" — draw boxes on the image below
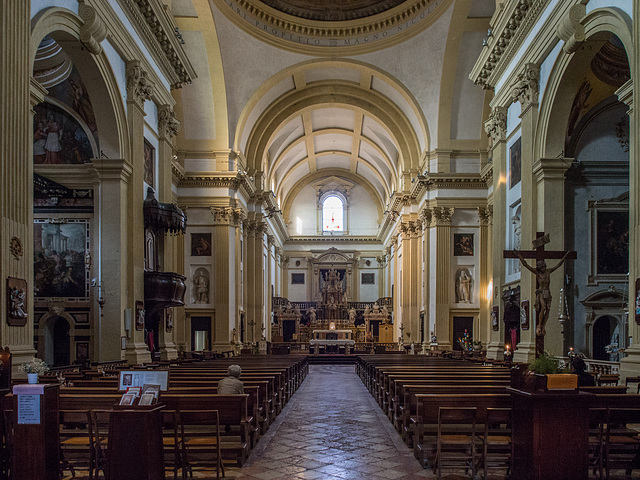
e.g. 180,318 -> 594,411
558,357 -> 619,375
272,297 -> 393,311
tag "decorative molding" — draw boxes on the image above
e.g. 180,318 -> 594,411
556,3 -> 586,55
79,2 -> 108,55
286,236 -> 380,244
120,0 -> 196,88
470,0 -> 547,90
510,62 -> 539,108
478,205 -> 493,225
158,105 -> 180,141
126,60 -> 154,107
9,237 -> 23,260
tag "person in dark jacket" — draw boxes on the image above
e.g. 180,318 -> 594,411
571,356 -> 595,386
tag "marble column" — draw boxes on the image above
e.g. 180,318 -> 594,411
478,206 -> 493,349
390,237 -> 399,342
156,104 -> 180,360
484,106 -> 507,360
124,60 -> 155,364
511,63 -> 540,363
400,221 -> 412,345
92,159 -> 133,362
0,1 -> 36,369
210,207 -> 241,349
617,79 -> 640,379
533,157 -> 572,356
434,206 -> 455,350
420,208 -> 433,352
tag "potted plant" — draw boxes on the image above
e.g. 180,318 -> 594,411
472,340 -> 482,352
513,352 -> 577,392
18,357 -> 49,384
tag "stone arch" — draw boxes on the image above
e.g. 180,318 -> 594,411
37,311 -> 77,366
535,7 -> 633,159
30,7 -> 129,160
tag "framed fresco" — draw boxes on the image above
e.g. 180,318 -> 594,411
509,137 -> 521,189
34,219 -> 89,298
596,210 -> 628,275
33,103 -> 94,165
191,233 -> 212,256
7,277 -> 28,326
291,273 -> 305,285
453,233 -> 474,256
75,342 -> 89,364
143,139 -> 154,187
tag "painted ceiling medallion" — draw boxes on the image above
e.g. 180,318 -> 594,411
215,0 -> 452,55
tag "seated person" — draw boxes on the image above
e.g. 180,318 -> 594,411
217,364 -> 244,394
571,356 -> 595,386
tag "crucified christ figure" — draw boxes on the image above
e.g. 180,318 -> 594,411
514,250 -> 570,336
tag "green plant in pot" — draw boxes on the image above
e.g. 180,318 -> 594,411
526,352 -> 577,391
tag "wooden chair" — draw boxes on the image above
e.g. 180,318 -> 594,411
436,407 -> 477,479
482,407 -> 511,479
625,376 -> 640,394
162,410 -> 184,480
87,410 -> 111,479
598,374 -> 620,387
59,409 -> 92,477
179,409 -> 224,480
604,407 -> 640,480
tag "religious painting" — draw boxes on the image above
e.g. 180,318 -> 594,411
191,233 -> 212,256
596,211 -> 628,275
291,273 -> 305,285
143,139 -> 154,187
509,137 -> 521,189
6,277 -> 28,326
453,234 -> 474,256
135,301 -> 145,330
34,220 -> 89,298
75,342 -> 89,364
520,300 -> 529,331
33,103 -> 94,164
361,273 -> 375,285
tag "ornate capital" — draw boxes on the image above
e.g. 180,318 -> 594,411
210,206 -> 233,223
484,106 -> 508,145
400,222 -> 411,236
419,208 -> 433,228
79,2 -> 107,55
232,208 -> 246,227
478,205 -> 493,225
433,206 -> 455,226
158,105 -> 180,141
126,60 -> 155,107
556,4 -> 586,55
510,63 -> 540,108
267,234 -> 275,246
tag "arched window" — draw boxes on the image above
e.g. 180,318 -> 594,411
322,195 -> 343,232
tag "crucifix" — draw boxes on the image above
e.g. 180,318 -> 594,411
504,232 -> 576,357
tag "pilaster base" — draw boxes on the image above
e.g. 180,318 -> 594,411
513,341 -> 536,363
124,343 -> 152,365
618,346 -> 640,383
159,342 -> 178,361
9,346 -> 38,377
486,342 -> 504,361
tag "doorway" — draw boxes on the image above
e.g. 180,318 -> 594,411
593,315 -> 616,361
191,316 -> 211,351
452,316 -> 473,351
53,316 -> 70,366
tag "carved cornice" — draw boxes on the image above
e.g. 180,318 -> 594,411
484,106 -> 508,145
178,176 -> 242,189
478,205 -> 493,225
79,2 -> 107,55
470,0 -> 547,90
510,62 -> 540,108
556,4 -> 586,55
286,236 -> 381,244
158,105 -> 180,141
432,206 -> 454,226
126,60 -> 154,107
120,0 -> 196,89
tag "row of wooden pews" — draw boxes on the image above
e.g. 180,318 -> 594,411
357,354 -> 640,479
4,354 -> 308,479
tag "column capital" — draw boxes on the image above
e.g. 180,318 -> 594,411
556,4 -> 586,55
126,60 -> 155,108
484,106 -> 508,145
433,206 -> 455,226
478,205 -> 493,225
510,63 -> 540,110
158,105 -> 180,142
419,207 -> 433,229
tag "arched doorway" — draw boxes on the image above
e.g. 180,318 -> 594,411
592,315 -> 617,361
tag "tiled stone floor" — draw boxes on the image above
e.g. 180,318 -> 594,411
226,364 -> 430,480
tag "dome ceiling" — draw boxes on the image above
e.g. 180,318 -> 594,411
258,0 -> 407,21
